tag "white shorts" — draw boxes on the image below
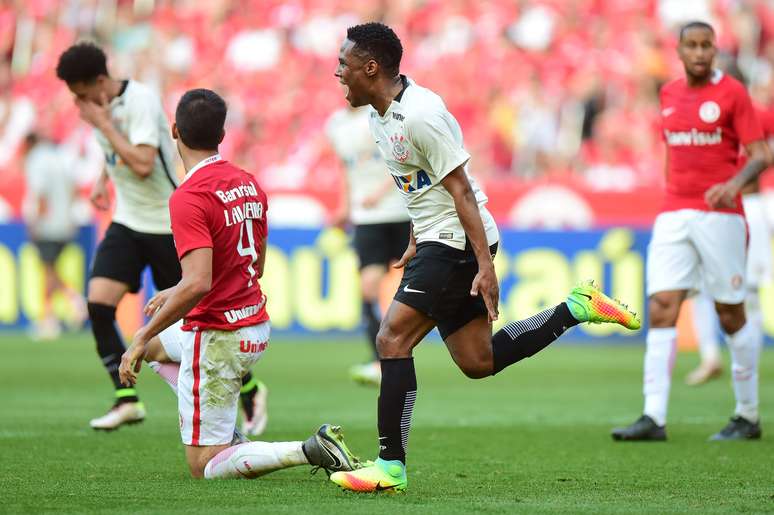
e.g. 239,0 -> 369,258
646,209 -> 747,304
159,320 -> 270,446
742,193 -> 772,287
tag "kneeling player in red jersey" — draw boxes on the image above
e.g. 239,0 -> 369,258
118,89 -> 361,478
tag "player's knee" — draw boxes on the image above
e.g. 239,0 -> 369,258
188,461 -> 206,479
648,294 -> 680,327
459,360 -> 491,379
375,327 -> 409,358
456,346 -> 494,379
716,304 -> 745,334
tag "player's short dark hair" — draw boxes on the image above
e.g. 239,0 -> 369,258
175,88 -> 227,151
346,22 -> 402,76
56,42 -> 108,84
679,21 -> 715,41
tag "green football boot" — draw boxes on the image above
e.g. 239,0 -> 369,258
566,280 -> 641,330
330,458 -> 407,493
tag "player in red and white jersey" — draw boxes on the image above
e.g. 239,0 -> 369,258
117,89 -> 361,478
687,102 -> 774,386
612,22 -> 772,442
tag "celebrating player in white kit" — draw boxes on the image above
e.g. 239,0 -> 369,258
118,88 -> 360,478
330,22 -> 640,493
612,21 -> 772,442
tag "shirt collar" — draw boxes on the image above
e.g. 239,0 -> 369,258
184,153 -> 222,181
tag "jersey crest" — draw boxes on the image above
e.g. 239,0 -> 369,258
390,133 -> 410,163
699,101 -> 721,123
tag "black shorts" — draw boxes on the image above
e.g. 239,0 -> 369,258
353,221 -> 411,269
34,240 -> 68,265
394,241 -> 498,340
90,222 -> 182,293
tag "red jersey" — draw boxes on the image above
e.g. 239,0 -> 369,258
169,156 -> 269,331
660,70 -> 764,214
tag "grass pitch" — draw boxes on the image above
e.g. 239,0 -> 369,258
2,333 -> 773,514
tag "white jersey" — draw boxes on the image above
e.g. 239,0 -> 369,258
24,142 -> 77,240
367,76 -> 498,250
94,80 -> 177,234
325,107 -> 409,225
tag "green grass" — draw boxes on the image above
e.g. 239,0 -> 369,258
1,333 -> 773,514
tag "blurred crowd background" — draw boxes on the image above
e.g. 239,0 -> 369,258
2,0 -> 774,225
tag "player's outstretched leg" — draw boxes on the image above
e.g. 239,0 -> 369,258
490,280 -> 640,375
239,372 -> 269,436
204,424 -> 361,479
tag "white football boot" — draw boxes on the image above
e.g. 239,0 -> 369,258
89,402 -> 146,430
349,361 -> 381,387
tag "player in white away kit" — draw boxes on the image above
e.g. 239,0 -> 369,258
611,22 -> 772,442
56,43 -> 266,433
330,23 -> 640,493
118,89 -> 361,479
326,106 -> 411,386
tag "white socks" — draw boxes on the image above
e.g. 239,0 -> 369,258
148,361 -> 180,395
691,293 -> 721,364
204,441 -> 308,479
643,327 -> 677,427
725,320 -> 761,423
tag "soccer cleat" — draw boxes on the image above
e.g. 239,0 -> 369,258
566,280 -> 641,330
89,402 -> 146,431
684,360 -> 723,386
330,458 -> 407,493
611,415 -> 667,441
302,424 -> 361,474
709,416 -> 761,441
349,362 -> 381,387
241,381 -> 268,436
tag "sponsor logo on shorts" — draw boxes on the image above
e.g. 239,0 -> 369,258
732,274 -> 743,289
239,340 -> 268,354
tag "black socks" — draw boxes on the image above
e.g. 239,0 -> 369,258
239,372 -> 259,418
378,357 -> 417,464
491,302 -> 579,375
88,302 -> 138,402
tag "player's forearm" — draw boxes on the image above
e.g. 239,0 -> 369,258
731,157 -> 768,189
137,281 -> 207,341
453,189 -> 493,267
97,122 -> 154,178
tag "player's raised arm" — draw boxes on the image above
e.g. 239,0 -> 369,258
85,101 -> 157,179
